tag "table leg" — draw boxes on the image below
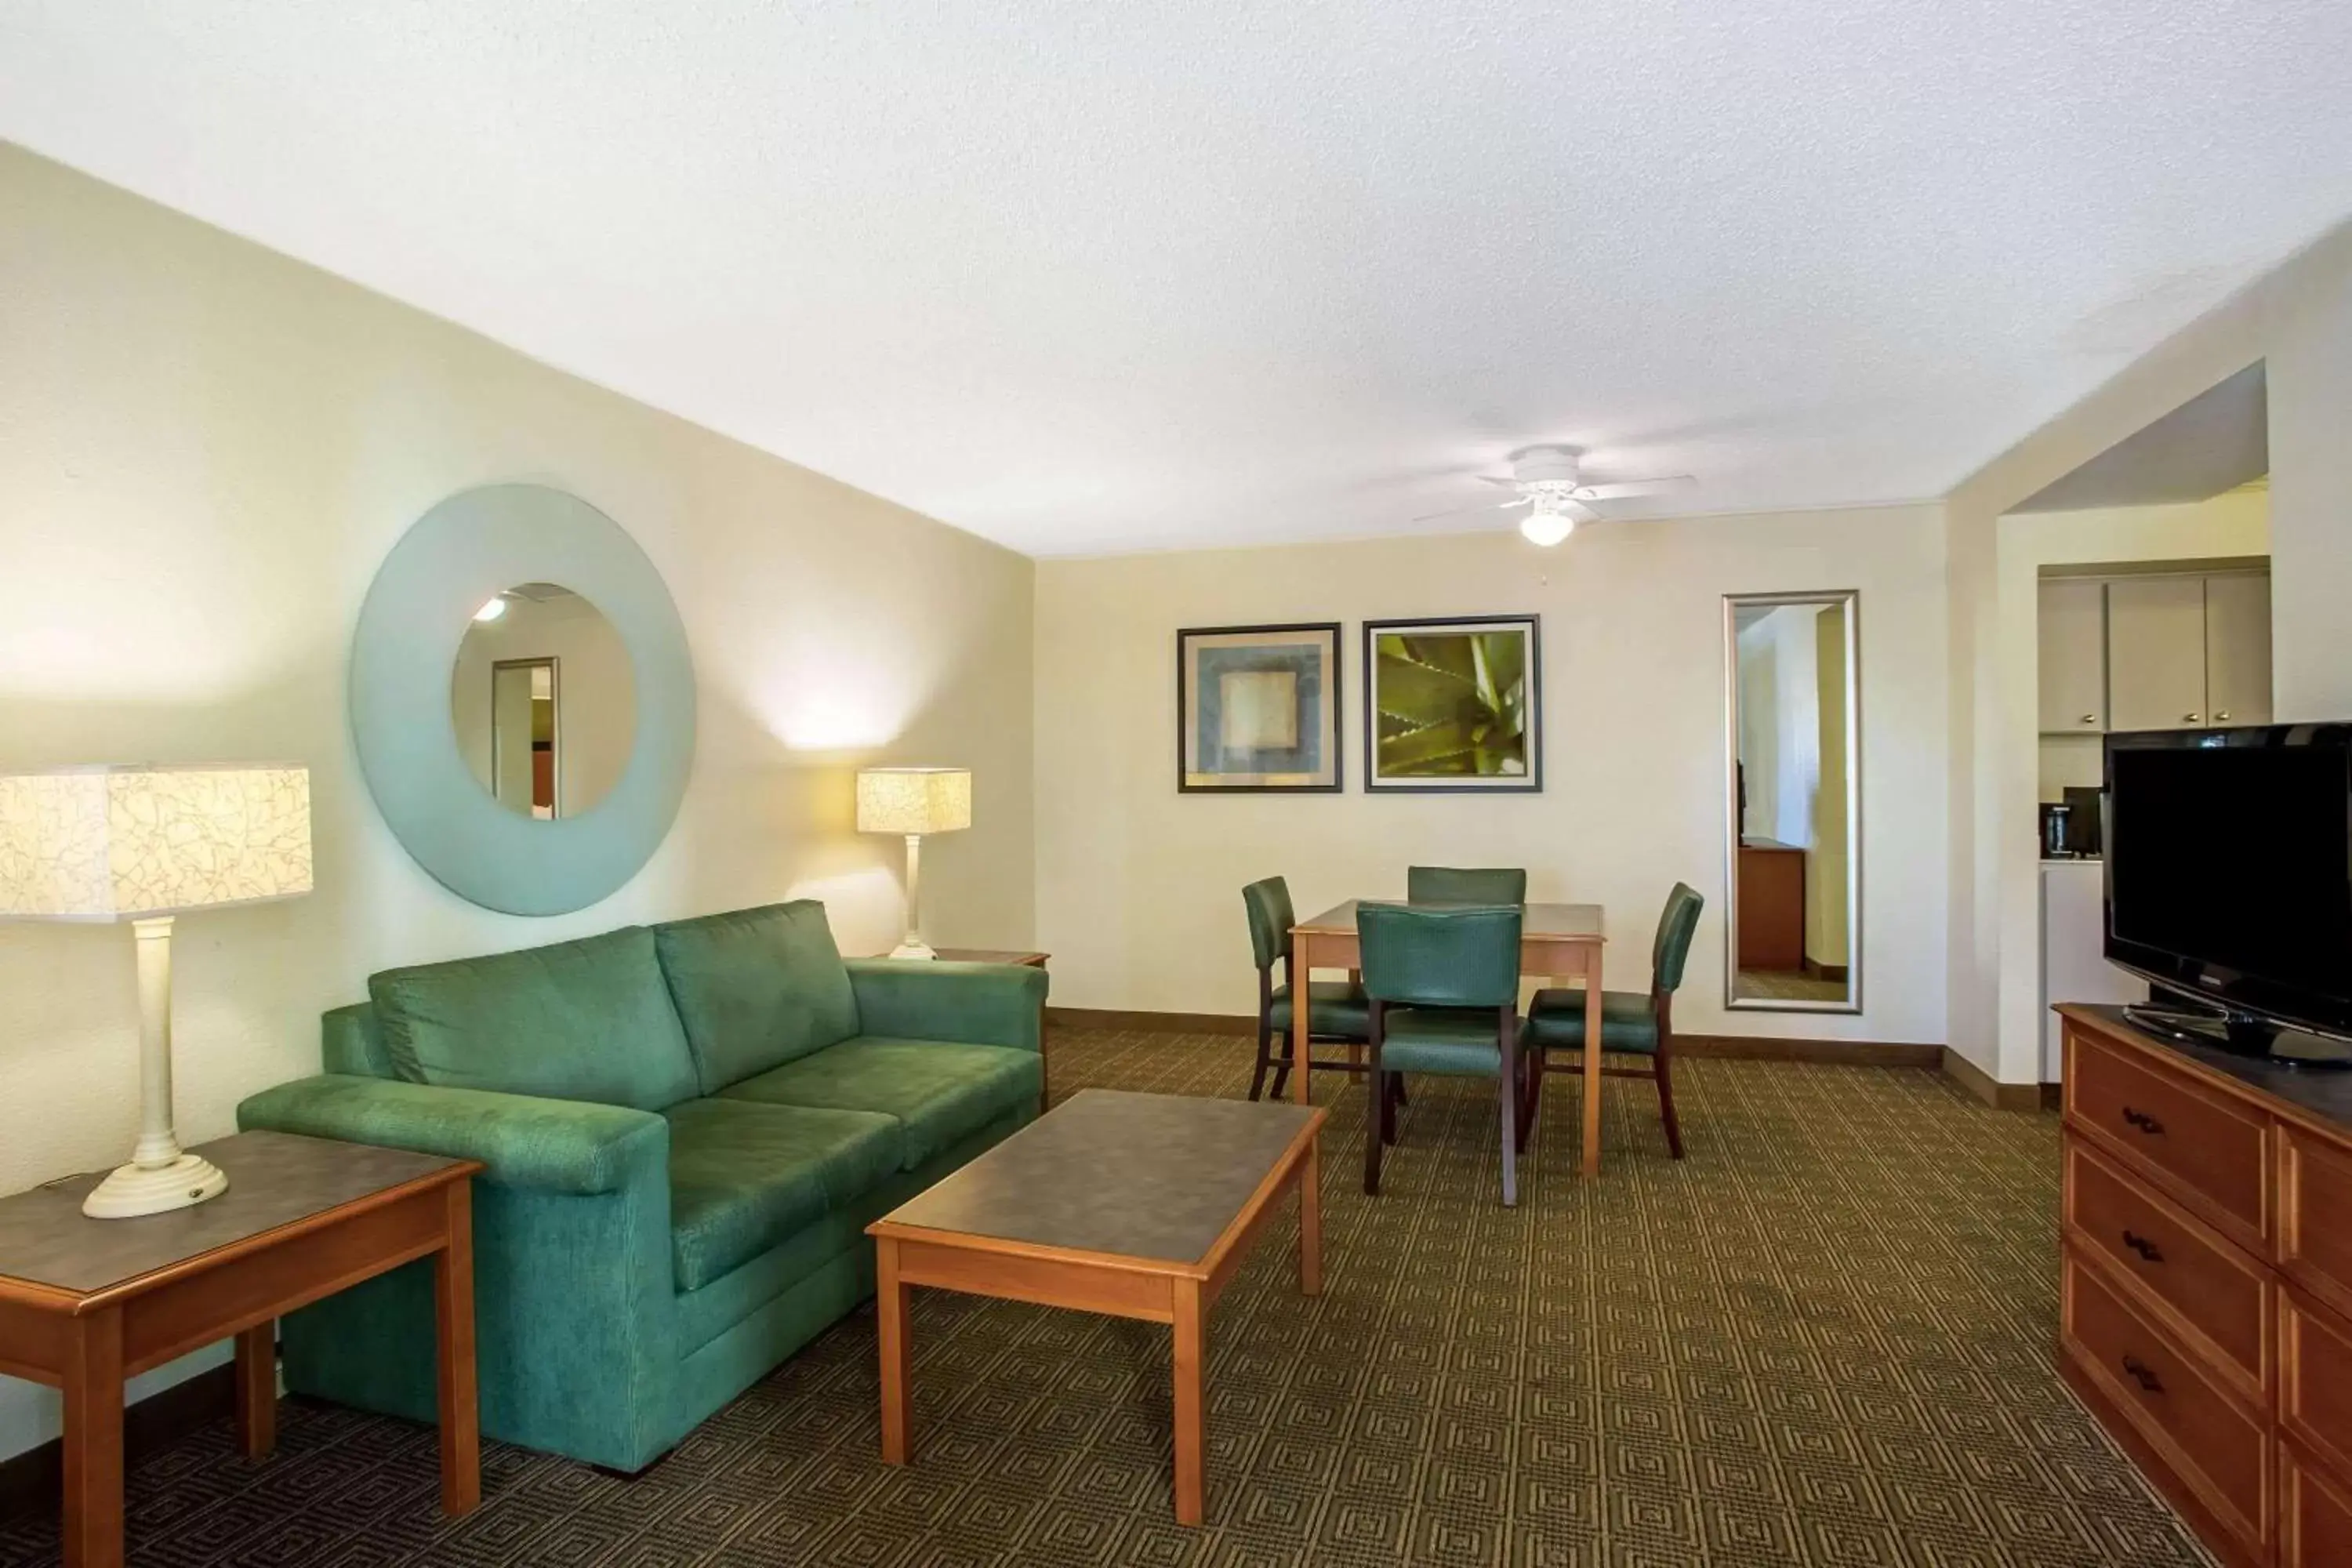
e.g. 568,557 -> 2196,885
234,1320 -> 277,1460
1581,951 -> 1604,1177
877,1236 -> 912,1465
61,1307 -> 124,1568
1298,1135 -> 1323,1297
1172,1279 -> 1206,1526
433,1182 -> 481,1516
1290,932 -> 1312,1105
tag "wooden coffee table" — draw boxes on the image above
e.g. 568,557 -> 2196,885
867,1089 -> 1325,1526
0,1131 -> 483,1568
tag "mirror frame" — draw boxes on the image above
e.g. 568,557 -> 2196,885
352,485 -> 695,916
1721,589 -> 1863,1014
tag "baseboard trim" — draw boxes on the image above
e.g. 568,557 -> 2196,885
1939,1047 -> 2049,1110
1050,1007 -> 1941,1068
1047,1006 -> 1256,1036
0,1362 -> 236,1523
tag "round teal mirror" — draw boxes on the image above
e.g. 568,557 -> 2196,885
351,485 -> 695,915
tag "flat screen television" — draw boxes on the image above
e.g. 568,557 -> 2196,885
2104,724 -> 2352,1060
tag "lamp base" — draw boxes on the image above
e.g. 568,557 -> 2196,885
887,939 -> 939,960
82,1153 -> 229,1219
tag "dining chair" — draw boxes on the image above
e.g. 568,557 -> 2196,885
1356,901 -> 1526,1204
1241,876 -> 1371,1101
1406,865 -> 1528,905
1521,882 -> 1705,1158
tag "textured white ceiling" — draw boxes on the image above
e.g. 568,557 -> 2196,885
5,2 -> 2351,557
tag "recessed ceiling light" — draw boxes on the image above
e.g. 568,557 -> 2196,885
473,596 -> 508,622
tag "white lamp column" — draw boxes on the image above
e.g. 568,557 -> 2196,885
0,764 -> 314,1218
855,767 -> 971,960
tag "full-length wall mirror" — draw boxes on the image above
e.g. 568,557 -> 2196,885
1725,590 -> 1861,1013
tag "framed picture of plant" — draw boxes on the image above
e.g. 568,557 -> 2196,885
1176,622 -> 1343,792
1363,615 -> 1541,791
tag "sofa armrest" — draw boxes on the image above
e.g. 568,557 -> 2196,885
238,1075 -> 670,1196
845,960 -> 1048,1052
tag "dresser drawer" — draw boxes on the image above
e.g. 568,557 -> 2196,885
2067,1025 -> 2269,1248
2281,1440 -> 2352,1568
2281,1123 -> 2352,1322
2282,1289 -> 2352,1482
2063,1248 -> 2270,1557
2066,1138 -> 2270,1396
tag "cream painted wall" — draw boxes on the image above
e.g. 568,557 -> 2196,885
1943,218 -> 2347,1081
1034,506 -> 1948,1042
0,144 -> 1035,1457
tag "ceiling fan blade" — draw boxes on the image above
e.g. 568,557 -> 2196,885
1410,499 -> 1526,524
1572,475 -> 1696,501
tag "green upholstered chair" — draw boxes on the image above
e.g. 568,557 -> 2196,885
1242,876 -> 1370,1100
1356,901 -> 1526,1205
1523,882 -> 1705,1158
1406,865 -> 1527,905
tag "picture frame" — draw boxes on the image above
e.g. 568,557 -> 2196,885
1176,622 -> 1343,793
1363,614 -> 1542,792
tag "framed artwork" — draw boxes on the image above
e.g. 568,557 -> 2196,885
1177,623 -> 1342,792
1363,615 -> 1541,792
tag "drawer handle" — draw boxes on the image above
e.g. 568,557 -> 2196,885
2121,1229 -> 2165,1264
2120,1105 -> 2166,1135
2121,1355 -> 2165,1395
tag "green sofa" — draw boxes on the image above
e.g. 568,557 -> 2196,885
236,900 -> 1047,1472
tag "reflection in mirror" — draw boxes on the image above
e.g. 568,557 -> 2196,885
1725,591 -> 1860,1012
452,584 -> 637,819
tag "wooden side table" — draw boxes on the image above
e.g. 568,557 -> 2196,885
0,1131 -> 484,1568
877,948 -> 1052,1112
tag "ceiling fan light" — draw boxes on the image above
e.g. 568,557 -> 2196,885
1519,508 -> 1576,547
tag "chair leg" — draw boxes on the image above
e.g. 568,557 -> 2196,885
1499,1008 -> 1519,1207
1655,1047 -> 1685,1160
1249,1022 -> 1271,1102
1363,1042 -> 1385,1196
1380,1073 -> 1399,1145
1519,1049 -> 1539,1143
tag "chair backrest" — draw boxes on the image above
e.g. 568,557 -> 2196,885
1406,865 -> 1528,905
1651,882 -> 1706,995
1357,902 -> 1523,1009
1240,876 -> 1297,973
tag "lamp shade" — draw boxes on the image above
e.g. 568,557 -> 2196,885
855,768 -> 971,836
0,764 -> 313,921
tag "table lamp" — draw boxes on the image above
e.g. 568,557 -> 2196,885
0,764 -> 313,1218
855,767 -> 970,960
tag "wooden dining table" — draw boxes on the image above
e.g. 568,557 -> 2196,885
1289,900 -> 1610,1175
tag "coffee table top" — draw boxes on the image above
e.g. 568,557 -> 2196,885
871,1090 -> 1321,1269
0,1131 -> 477,1302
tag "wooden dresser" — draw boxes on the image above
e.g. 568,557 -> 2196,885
2058,1004 -> 2352,1567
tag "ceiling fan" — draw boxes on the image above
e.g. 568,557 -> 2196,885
1413,445 -> 1696,546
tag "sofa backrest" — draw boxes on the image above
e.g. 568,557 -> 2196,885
652,900 -> 860,1094
322,1002 -> 396,1079
368,926 -> 701,1111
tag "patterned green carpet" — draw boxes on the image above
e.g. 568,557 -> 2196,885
0,1029 -> 2211,1566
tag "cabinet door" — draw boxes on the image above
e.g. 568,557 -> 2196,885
2205,573 -> 2273,727
2108,577 -> 2211,731
2039,579 -> 2108,732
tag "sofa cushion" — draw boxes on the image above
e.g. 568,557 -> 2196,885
652,902 -> 862,1094
720,1036 -> 1040,1169
370,927 -> 700,1112
664,1098 -> 902,1291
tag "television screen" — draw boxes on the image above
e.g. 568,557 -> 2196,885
2107,732 -> 2352,1033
